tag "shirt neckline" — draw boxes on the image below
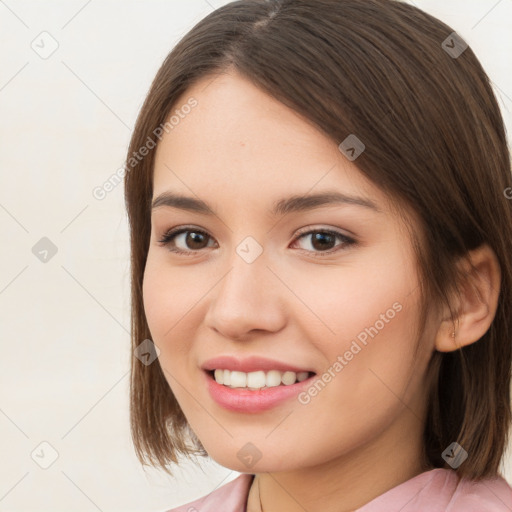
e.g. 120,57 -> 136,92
244,468 -> 457,512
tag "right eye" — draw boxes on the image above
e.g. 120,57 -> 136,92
158,227 -> 218,255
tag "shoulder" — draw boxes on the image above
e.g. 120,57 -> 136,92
448,471 -> 512,511
357,468 -> 512,511
165,473 -> 254,512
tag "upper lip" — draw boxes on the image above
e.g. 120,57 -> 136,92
201,355 -> 315,374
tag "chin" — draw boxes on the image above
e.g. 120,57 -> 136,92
203,439 -> 305,474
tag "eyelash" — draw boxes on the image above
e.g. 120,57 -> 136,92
157,225 -> 356,258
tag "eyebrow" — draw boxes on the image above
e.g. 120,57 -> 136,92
151,190 -> 380,216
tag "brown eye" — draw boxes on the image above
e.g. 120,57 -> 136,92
158,228 -> 216,254
293,229 -> 356,256
310,232 -> 337,251
184,231 -> 209,250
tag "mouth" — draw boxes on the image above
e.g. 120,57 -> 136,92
203,367 -> 317,413
206,368 -> 316,390
201,355 -> 317,412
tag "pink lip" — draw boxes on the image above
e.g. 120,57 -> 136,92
204,372 -> 316,413
201,355 -> 313,374
202,356 -> 316,413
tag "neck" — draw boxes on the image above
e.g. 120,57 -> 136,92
255,415 -> 429,512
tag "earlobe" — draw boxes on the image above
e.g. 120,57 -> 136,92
434,244 -> 501,353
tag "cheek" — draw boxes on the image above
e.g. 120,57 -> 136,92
282,246 -> 416,347
142,256 -> 199,405
301,277 -> 424,428
142,255 -> 169,338
142,254 -> 194,353
142,252 -> 217,375
290,294 -> 423,467
295,243 -> 423,402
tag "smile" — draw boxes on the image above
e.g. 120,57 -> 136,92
211,369 -> 312,389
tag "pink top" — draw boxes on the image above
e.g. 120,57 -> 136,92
165,468 -> 512,511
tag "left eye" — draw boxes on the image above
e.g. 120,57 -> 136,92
292,230 -> 355,254
157,227 -> 355,256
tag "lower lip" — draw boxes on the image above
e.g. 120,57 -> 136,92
204,371 -> 316,413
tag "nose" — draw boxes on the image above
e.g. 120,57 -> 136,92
204,250 -> 286,341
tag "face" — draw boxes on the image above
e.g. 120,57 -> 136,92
143,71 -> 437,474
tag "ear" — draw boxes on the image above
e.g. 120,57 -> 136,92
435,244 -> 501,352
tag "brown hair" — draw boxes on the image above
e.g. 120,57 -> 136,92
124,0 -> 512,479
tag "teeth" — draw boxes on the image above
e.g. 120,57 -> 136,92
212,369 -> 311,389
214,369 -> 224,385
282,371 -> 296,385
230,371 -> 247,388
266,370 -> 282,388
297,371 -> 309,382
247,370 -> 266,388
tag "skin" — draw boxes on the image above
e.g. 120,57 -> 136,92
142,70 -> 501,512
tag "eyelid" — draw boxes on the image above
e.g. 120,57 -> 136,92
293,224 -> 355,239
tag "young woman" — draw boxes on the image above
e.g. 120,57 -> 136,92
124,0 -> 512,510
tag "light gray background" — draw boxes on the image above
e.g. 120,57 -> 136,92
0,1 -> 511,511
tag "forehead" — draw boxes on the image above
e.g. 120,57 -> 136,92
152,71 -> 386,211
